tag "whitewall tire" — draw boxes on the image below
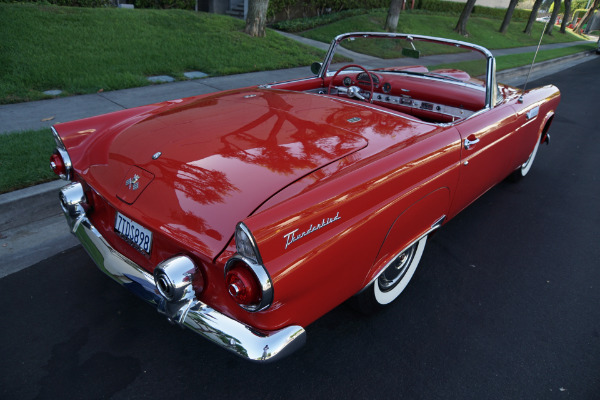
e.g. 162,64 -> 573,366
512,136 -> 541,180
351,236 -> 427,313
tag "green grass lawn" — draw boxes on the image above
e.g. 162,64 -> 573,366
0,3 -> 328,104
0,129 -> 56,193
433,44 -> 596,77
302,10 -> 587,51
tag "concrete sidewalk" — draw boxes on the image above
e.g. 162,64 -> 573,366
0,33 -> 597,277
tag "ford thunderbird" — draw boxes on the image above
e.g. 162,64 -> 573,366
51,33 -> 560,362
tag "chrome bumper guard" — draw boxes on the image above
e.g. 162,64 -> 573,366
59,182 -> 306,362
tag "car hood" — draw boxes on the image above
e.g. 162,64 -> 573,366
77,89 -> 371,259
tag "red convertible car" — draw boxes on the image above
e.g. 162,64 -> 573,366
51,33 -> 560,362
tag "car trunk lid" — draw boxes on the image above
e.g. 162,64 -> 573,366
80,89 -> 369,260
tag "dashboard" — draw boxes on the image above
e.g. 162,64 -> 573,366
330,70 -> 482,122
371,92 -> 474,120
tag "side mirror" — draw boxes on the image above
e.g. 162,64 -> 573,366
401,48 -> 421,59
311,62 -> 322,75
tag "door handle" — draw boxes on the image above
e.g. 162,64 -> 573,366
464,137 -> 480,150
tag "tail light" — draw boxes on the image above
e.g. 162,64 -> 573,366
51,127 -> 72,180
226,262 -> 262,306
50,152 -> 66,177
224,223 -> 273,312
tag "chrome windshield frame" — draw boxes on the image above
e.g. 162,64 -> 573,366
317,32 -> 497,109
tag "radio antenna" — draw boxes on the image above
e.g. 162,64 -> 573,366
520,19 -> 549,103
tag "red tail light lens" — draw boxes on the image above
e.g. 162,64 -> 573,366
50,152 -> 66,177
226,263 -> 261,306
50,147 -> 72,180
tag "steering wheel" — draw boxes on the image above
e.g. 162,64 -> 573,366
327,64 -> 374,103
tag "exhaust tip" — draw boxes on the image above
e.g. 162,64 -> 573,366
153,255 -> 197,303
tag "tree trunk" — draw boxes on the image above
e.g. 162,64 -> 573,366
523,0 -> 544,35
574,0 -> 600,32
245,0 -> 270,37
499,0 -> 520,33
545,0 -> 562,35
560,0 -> 572,33
454,0 -> 477,36
384,0 -> 403,32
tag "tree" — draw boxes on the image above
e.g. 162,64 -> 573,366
545,0 -> 562,34
560,0 -> 572,33
384,0 -> 404,32
454,0 -> 477,36
499,0 -> 520,33
245,0 -> 270,37
523,0 -> 544,35
574,0 -> 600,32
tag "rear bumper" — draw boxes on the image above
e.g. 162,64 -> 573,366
59,182 -> 306,362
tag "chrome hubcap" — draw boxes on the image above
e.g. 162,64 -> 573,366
378,244 -> 417,292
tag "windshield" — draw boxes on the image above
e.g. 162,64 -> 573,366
321,33 -> 495,108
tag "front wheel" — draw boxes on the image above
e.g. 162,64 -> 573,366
351,236 -> 427,314
511,136 -> 541,181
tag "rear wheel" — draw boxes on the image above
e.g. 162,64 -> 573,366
351,236 -> 427,314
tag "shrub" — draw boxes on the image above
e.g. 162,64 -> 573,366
0,0 -> 111,7
268,0 -> 387,23
134,0 -> 194,10
271,8 -> 370,31
416,0 -> 529,19
0,0 -> 196,8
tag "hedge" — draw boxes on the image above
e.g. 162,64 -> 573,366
0,0 -> 111,6
134,0 -> 194,10
0,0 -> 533,21
272,0 -> 532,32
0,0 -> 195,8
271,8 -> 371,31
416,0 -> 530,20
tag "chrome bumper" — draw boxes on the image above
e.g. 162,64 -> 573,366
59,182 -> 306,362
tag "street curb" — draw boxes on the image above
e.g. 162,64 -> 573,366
496,49 -> 595,83
0,180 -> 64,232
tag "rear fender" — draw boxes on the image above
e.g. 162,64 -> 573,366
362,187 -> 450,288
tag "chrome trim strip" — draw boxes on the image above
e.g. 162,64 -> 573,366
431,215 -> 446,229
304,91 -> 424,123
371,92 -> 475,119
59,183 -> 306,362
236,222 -> 264,265
485,56 -> 497,109
52,127 -> 73,180
51,126 -> 66,150
259,76 -> 318,89
327,32 -> 494,72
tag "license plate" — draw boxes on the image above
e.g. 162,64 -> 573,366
115,212 -> 153,254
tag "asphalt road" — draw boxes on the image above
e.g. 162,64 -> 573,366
2,58 -> 599,400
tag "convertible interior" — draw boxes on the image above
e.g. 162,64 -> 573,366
268,64 -> 486,124
263,33 -> 497,124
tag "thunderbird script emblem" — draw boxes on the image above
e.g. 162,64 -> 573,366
283,212 -> 341,249
125,174 -> 140,190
